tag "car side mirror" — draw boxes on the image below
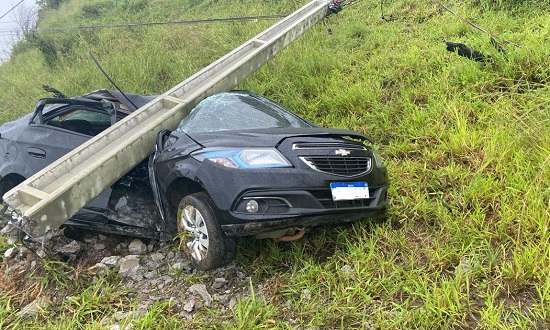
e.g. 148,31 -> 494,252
155,130 -> 172,151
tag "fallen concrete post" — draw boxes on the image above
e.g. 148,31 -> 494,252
3,0 -> 332,238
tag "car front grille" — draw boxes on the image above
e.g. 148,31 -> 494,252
300,156 -> 372,176
292,142 -> 367,150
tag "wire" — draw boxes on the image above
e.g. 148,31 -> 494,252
0,14 -> 288,36
0,0 -> 25,21
0,31 -> 18,37
432,0 -> 521,48
38,14 -> 287,32
89,52 -> 138,111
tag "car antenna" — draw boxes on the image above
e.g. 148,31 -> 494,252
88,52 -> 139,111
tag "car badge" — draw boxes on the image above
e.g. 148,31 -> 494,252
335,149 -> 351,156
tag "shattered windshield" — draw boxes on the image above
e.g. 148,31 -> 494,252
176,92 -> 312,133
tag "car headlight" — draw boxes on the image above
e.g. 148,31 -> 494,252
192,148 -> 292,169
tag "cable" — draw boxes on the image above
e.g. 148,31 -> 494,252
432,0 -> 521,48
89,52 -> 139,111
0,0 -> 25,21
38,14 -> 287,32
0,14 -> 288,36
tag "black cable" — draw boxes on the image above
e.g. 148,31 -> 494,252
0,15 -> 287,35
42,85 -> 67,98
433,0 -> 521,48
0,0 -> 24,21
89,52 -> 139,111
39,14 -> 287,32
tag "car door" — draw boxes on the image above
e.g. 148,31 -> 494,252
22,99 -> 115,215
20,99 -> 111,171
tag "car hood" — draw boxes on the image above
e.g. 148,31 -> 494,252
185,127 -> 374,148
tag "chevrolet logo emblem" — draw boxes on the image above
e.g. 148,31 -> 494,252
335,149 -> 351,156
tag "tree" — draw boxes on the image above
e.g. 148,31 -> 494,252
13,3 -> 38,36
36,0 -> 66,10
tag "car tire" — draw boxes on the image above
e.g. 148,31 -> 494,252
176,192 -> 236,270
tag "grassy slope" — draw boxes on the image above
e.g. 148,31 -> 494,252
1,0 -> 549,328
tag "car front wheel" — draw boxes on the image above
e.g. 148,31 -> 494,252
176,192 -> 236,270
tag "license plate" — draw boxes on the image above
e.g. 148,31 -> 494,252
330,182 -> 369,201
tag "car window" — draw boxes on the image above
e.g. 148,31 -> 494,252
176,93 -> 312,133
45,109 -> 111,136
59,110 -> 110,123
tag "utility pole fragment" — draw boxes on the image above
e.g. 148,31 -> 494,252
3,0 -> 334,237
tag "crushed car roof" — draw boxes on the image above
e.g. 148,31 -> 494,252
77,90 -> 157,111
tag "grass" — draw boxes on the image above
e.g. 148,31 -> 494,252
1,0 -> 550,328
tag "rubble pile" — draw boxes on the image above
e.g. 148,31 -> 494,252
2,232 -> 258,323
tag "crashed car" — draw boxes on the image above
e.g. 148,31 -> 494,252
0,89 -> 389,270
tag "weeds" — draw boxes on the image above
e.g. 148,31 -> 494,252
230,279 -> 277,329
0,0 -> 549,328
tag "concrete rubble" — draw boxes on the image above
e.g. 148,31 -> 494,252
1,233 -> 256,324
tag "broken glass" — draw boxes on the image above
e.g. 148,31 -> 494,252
176,93 -> 312,133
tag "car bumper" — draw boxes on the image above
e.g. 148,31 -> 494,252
195,161 -> 389,236
220,185 -> 389,236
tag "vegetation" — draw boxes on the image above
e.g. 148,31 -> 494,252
1,0 -> 549,328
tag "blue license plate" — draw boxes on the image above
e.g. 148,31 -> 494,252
330,182 -> 369,201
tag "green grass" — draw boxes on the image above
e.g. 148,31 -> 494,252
1,0 -> 550,328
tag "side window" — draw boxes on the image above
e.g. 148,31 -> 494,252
45,109 -> 111,136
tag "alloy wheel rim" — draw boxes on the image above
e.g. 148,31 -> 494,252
180,205 -> 209,261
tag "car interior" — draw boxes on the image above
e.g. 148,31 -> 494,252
44,108 -> 112,136
47,119 -> 96,136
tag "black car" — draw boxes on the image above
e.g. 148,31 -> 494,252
0,90 -> 389,270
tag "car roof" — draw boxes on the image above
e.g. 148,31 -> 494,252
38,89 -> 158,117
79,90 -> 157,111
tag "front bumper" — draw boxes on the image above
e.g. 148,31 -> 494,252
196,160 -> 389,237
220,185 -> 389,236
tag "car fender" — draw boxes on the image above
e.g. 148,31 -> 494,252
192,160 -> 242,212
150,130 -> 204,228
158,159 -> 198,189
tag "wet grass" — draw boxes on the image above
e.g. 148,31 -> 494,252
1,0 -> 550,328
